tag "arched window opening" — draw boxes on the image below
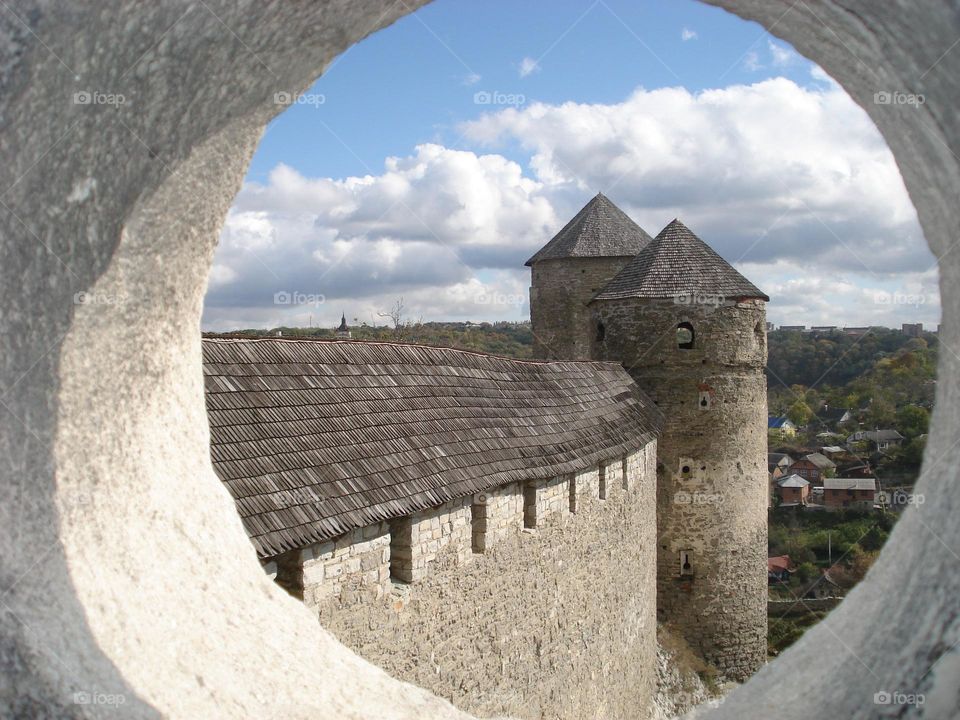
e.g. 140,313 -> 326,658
596,321 -> 606,342
677,322 -> 695,350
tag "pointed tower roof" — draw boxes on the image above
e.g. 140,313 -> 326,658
525,193 -> 653,266
337,313 -> 349,332
593,219 -> 769,301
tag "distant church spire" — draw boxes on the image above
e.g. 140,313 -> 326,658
336,312 -> 351,339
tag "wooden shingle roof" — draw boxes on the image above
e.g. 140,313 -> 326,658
592,219 -> 769,301
525,193 -> 653,266
203,338 -> 663,558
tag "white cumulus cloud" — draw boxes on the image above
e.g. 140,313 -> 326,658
518,57 -> 540,78
768,40 -> 797,66
204,78 -> 939,332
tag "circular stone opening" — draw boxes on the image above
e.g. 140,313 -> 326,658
3,2 -> 956,719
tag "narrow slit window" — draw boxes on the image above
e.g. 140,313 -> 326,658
679,550 -> 693,577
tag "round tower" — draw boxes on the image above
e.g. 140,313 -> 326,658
527,193 -> 652,359
592,219 -> 769,681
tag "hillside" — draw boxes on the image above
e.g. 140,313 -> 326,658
217,320 -> 535,359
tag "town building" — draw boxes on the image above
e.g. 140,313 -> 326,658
823,477 -> 877,510
847,429 -> 905,451
788,452 -> 836,486
769,416 -> 798,437
768,555 -> 793,584
776,473 -> 810,505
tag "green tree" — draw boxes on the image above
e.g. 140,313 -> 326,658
787,400 -> 814,427
795,562 -> 818,584
896,404 -> 930,438
863,397 -> 896,429
903,436 -> 927,466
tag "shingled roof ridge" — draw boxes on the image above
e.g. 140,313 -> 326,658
202,337 -> 664,557
591,218 -> 769,302
203,336 -> 628,370
524,192 -> 653,266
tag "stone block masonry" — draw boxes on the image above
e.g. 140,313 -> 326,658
321,442 -> 658,720
594,296 -> 768,681
299,522 -> 392,612
523,475 -> 571,528
600,456 -> 624,499
472,482 -> 524,552
570,466 -> 601,513
530,258 -> 634,360
390,497 -> 473,583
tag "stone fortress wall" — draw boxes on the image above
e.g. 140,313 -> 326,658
591,296 -> 769,680
269,443 -> 659,720
529,258 -> 633,359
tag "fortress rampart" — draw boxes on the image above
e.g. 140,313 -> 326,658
315,444 -> 659,720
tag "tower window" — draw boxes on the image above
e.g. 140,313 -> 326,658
676,322 -> 695,349
596,322 -> 606,342
679,550 -> 693,577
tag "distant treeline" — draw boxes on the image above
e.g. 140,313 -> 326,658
766,327 -> 938,389
210,324 -> 937,383
208,320 -> 536,359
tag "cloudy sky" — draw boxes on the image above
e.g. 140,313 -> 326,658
202,0 -> 940,332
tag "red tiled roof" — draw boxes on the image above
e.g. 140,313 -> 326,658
768,555 -> 792,573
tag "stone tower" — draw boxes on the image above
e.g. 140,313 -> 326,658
527,193 -> 652,359
589,219 -> 769,680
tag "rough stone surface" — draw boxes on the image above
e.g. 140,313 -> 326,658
592,297 -> 768,680
2,0 -> 960,718
321,449 -> 658,720
298,524 -> 392,611
472,482 -> 524,553
390,498 -> 473,583
1,2 -> 465,718
693,1 -> 960,713
530,258 -> 634,359
524,475 -> 572,528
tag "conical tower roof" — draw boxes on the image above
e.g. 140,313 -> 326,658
593,219 -> 768,301
525,193 -> 653,266
337,313 -> 349,332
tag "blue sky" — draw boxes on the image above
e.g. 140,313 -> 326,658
249,0 -> 821,182
204,0 -> 940,332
